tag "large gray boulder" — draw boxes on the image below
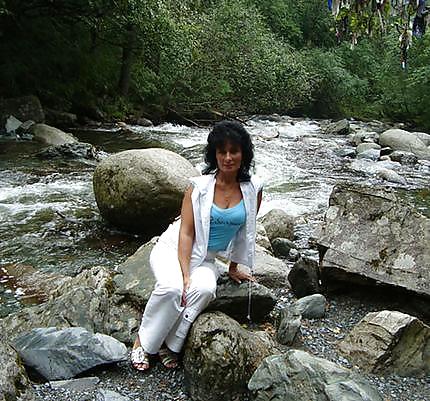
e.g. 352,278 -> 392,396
253,244 -> 291,288
29,123 -> 77,145
13,327 -> 127,380
93,148 -> 198,234
183,312 -> 277,401
315,183 -> 430,299
379,128 -> 430,160
0,95 -> 44,126
0,339 -> 36,401
248,350 -> 383,401
260,209 -> 295,242
338,310 -> 430,377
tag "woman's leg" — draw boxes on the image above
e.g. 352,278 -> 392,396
137,241 -> 184,354
164,260 -> 219,353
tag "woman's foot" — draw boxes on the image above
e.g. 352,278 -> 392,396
159,347 -> 178,369
130,337 -> 150,371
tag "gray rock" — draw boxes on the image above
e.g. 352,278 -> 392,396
248,350 -> 383,401
379,155 -> 391,161
379,128 -> 430,160
294,294 -> 326,319
0,338 -> 36,401
390,150 -> 418,165
288,256 -> 321,298
324,119 -> 350,135
5,115 -> 22,134
253,244 -> 291,288
36,142 -> 99,160
95,389 -> 131,401
49,377 -> 100,391
288,248 -> 301,262
13,327 -> 127,380
0,96 -> 44,126
415,132 -> 430,146
29,123 -> 77,146
276,306 -> 301,345
184,312 -> 277,401
349,132 -> 365,146
261,208 -> 295,242
315,183 -> 430,298
334,147 -> 356,158
93,148 -> 198,234
376,168 -> 407,185
255,222 -> 273,252
339,310 -> 430,377
356,148 -> 380,161
271,237 -> 296,258
356,142 -> 381,154
135,117 -> 153,127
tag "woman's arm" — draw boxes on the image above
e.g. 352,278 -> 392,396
228,189 -> 263,283
178,186 -> 195,305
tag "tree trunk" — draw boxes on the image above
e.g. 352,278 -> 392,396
118,24 -> 137,97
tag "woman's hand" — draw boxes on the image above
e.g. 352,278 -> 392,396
228,263 -> 255,284
181,275 -> 191,306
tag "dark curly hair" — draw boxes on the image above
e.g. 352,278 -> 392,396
202,120 -> 254,182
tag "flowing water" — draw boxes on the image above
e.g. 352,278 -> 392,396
1,116 -> 429,317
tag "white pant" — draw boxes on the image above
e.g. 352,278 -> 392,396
138,240 -> 219,353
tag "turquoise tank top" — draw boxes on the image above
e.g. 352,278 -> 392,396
207,200 -> 246,251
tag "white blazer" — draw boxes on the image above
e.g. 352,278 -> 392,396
157,173 -> 263,269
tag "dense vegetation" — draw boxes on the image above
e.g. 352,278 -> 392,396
0,0 -> 429,129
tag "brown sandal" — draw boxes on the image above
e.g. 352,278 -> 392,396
159,347 -> 178,369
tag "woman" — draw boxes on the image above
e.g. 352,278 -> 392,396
130,120 -> 263,371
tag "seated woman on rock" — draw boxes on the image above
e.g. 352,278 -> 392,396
130,120 -> 263,371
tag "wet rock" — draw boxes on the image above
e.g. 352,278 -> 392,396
135,117 -> 153,127
253,244 -> 291,288
271,237 -> 296,258
5,115 -> 22,135
356,148 -> 380,161
207,275 -> 277,322
339,310 -> 430,377
95,389 -> 131,401
0,338 -> 36,401
379,129 -> 430,160
29,123 -> 77,146
13,327 -> 127,380
356,142 -> 381,154
288,256 -> 321,298
93,148 -> 198,234
49,377 -> 100,391
294,294 -> 326,319
324,119 -> 350,135
334,147 -> 356,158
36,142 -> 100,160
255,222 -> 272,252
376,168 -> 407,185
276,305 -> 301,345
248,350 -> 383,401
390,150 -> 419,165
45,108 -> 78,128
315,183 -> 430,298
183,311 -> 276,401
0,95 -> 45,126
260,208 -> 295,242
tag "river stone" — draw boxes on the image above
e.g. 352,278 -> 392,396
356,142 -> 381,154
0,338 -> 36,401
294,294 -> 326,319
271,237 -> 296,258
376,168 -> 407,185
324,119 -> 350,135
379,128 -> 430,160
338,310 -> 430,377
315,183 -> 430,299
13,327 -> 127,380
288,256 -> 321,298
253,244 -> 291,288
93,148 -> 198,234
5,115 -> 22,134
334,147 -> 356,158
255,222 -> 272,252
248,350 -> 383,401
390,150 -> 418,165
356,148 -> 380,161
415,132 -> 430,146
29,123 -> 77,146
260,208 -> 295,242
36,142 -> 99,160
207,275 -> 276,322
276,305 -> 301,345
0,95 -> 45,126
183,311 -> 276,401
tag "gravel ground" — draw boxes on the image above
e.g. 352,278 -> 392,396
33,290 -> 430,401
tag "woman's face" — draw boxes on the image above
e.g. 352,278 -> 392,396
215,140 -> 243,175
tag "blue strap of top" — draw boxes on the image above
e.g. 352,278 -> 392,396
207,200 -> 246,251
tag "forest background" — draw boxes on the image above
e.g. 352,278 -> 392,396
1,0 -> 429,129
